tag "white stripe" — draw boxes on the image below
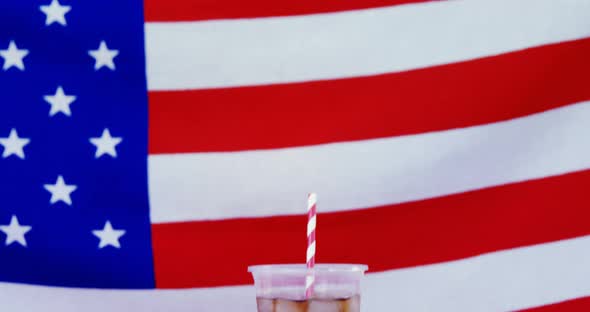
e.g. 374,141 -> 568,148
308,193 -> 317,209
2,236 -> 589,311
145,0 -> 590,90
362,236 -> 590,311
307,215 -> 316,236
149,100 -> 590,223
0,283 -> 256,312
306,241 -> 316,262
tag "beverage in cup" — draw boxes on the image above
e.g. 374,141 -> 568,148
248,264 -> 367,312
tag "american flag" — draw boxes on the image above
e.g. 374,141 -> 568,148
1,0 -> 590,310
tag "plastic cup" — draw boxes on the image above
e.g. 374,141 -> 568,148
248,264 -> 368,312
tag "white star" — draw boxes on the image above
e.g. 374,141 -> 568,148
43,175 -> 77,205
0,215 -> 32,247
0,41 -> 29,71
92,221 -> 125,249
44,86 -> 76,117
40,0 -> 71,26
0,129 -> 30,159
89,128 -> 122,158
88,41 -> 119,70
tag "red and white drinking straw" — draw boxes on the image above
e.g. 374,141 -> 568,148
305,193 -> 317,299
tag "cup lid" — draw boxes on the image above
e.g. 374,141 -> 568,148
248,263 -> 368,273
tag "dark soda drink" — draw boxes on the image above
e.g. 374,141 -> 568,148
249,265 -> 367,312
256,295 -> 360,312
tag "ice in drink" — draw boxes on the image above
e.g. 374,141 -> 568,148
256,295 -> 360,312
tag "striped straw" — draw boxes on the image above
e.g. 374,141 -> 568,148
305,193 -> 317,299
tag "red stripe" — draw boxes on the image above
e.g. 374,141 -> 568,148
519,297 -> 590,311
307,201 -> 316,268
152,169 -> 590,288
144,0 -> 436,22
149,38 -> 590,154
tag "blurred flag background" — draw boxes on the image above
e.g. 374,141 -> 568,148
1,0 -> 590,310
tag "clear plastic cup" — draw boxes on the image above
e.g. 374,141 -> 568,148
248,264 -> 368,312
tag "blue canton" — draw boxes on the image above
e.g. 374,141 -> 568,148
0,0 -> 155,288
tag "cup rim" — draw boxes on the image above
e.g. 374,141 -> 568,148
248,263 -> 368,273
